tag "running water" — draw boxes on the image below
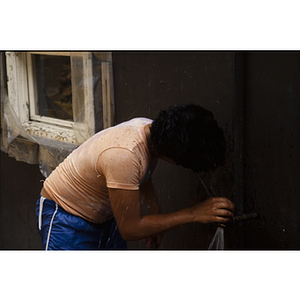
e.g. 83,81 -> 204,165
197,173 -> 224,250
208,225 -> 225,250
196,173 -> 216,196
197,173 -> 211,196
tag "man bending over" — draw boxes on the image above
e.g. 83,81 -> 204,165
36,104 -> 235,250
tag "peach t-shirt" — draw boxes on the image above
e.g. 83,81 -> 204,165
43,118 -> 158,223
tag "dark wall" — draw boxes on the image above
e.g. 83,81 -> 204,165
243,52 -> 300,249
0,151 -> 43,249
112,51 -> 236,249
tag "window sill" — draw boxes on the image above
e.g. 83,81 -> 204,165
23,121 -> 78,145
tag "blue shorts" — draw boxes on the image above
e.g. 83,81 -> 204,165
36,195 -> 127,250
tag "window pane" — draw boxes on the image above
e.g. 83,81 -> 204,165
34,54 -> 73,121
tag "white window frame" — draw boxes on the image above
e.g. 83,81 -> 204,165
5,51 -> 114,145
26,52 -> 76,129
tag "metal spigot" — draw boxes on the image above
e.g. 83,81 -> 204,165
232,212 -> 259,223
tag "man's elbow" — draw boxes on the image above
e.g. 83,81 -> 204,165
118,226 -> 142,241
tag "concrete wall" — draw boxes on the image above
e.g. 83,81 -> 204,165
112,52 -> 236,249
0,152 -> 43,249
242,52 -> 300,249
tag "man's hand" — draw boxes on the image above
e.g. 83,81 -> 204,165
191,197 -> 235,224
108,187 -> 235,242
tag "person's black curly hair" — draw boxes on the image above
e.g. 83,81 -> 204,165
150,104 -> 226,173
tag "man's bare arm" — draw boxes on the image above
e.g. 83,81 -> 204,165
108,188 -> 234,241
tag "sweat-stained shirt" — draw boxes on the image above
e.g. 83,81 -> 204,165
42,118 -> 158,224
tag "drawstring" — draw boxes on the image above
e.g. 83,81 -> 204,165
38,196 -> 46,230
45,203 -> 58,251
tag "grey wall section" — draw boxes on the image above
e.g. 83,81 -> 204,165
243,52 -> 300,249
0,53 -> 43,249
112,52 -> 236,249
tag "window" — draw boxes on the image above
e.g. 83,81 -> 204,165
5,51 -> 114,145
28,53 -> 74,122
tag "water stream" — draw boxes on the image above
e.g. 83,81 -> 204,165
197,173 -> 225,250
